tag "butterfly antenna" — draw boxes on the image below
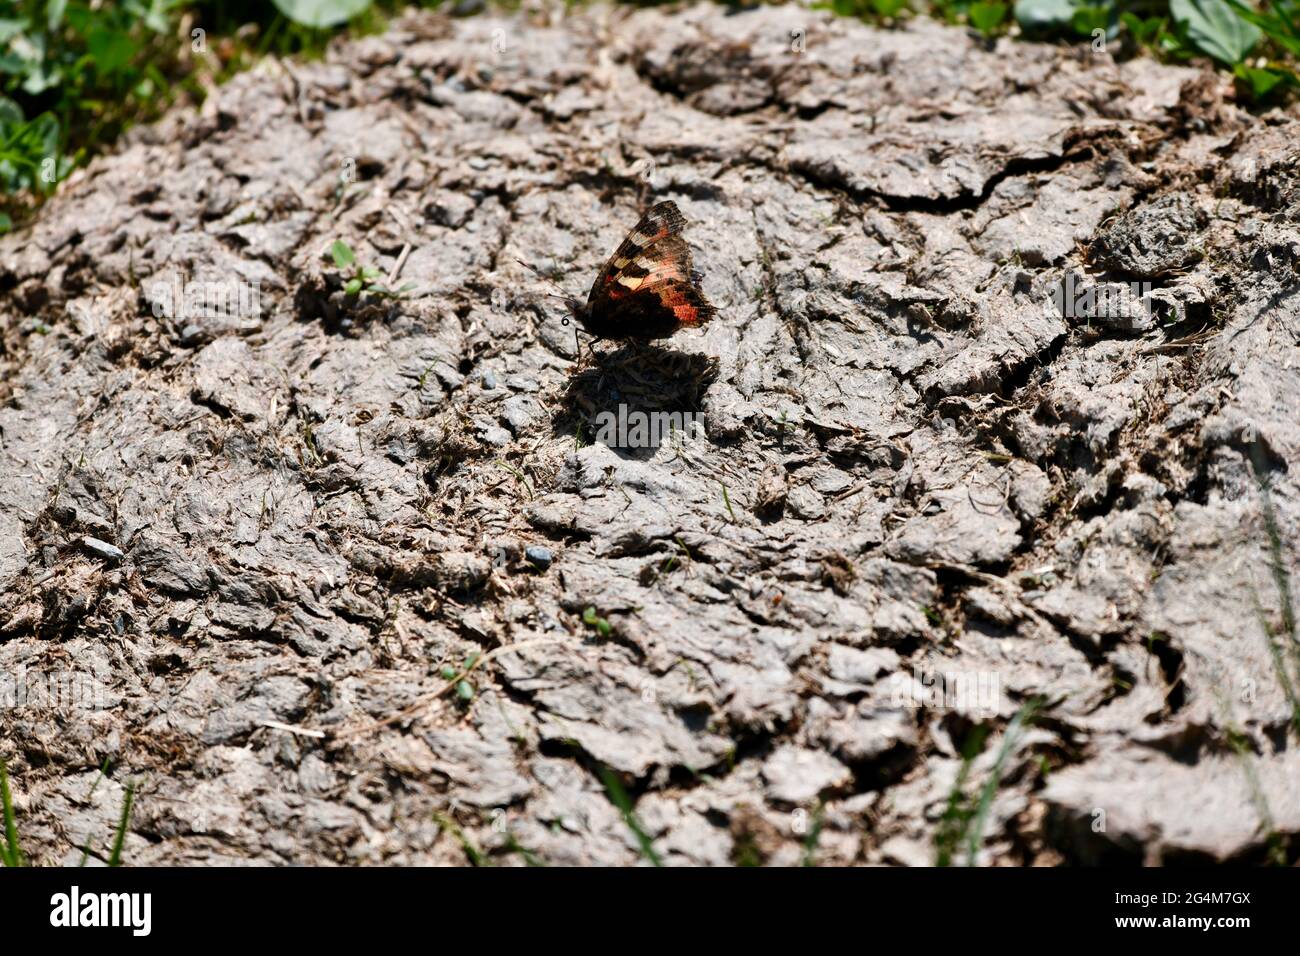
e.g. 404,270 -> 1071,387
517,258 -> 584,359
516,257 -> 572,300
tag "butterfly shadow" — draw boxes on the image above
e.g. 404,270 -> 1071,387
552,344 -> 719,461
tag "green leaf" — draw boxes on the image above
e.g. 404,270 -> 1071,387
0,19 -> 28,45
343,277 -> 362,296
0,213 -> 11,233
88,28 -> 136,78
871,0 -> 909,16
1069,5 -> 1111,35
1170,0 -> 1262,64
330,239 -> 355,269
0,96 -> 22,128
1122,12 -> 1166,48
46,0 -> 68,32
455,680 -> 475,701
970,1 -> 1008,34
133,0 -> 174,34
270,0 -> 373,29
1013,0 -> 1075,31
21,66 -> 60,98
1226,0 -> 1300,58
580,605 -> 613,636
1234,63 -> 1286,99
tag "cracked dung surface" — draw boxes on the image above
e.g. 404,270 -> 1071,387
2,5 -> 1299,865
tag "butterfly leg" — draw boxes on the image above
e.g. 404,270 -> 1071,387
573,326 -> 600,367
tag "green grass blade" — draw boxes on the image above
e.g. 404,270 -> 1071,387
964,698 -> 1040,866
800,803 -> 826,867
78,758 -> 113,867
599,766 -> 663,867
433,812 -> 489,866
934,725 -> 987,866
1,760 -> 26,867
106,781 -> 135,867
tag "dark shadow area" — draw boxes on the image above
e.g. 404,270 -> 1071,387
551,343 -> 719,460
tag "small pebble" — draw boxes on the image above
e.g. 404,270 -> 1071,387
82,536 -> 124,562
525,546 -> 553,570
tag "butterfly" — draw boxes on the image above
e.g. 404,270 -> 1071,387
524,200 -> 716,342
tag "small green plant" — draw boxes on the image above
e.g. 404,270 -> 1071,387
440,653 -> 479,703
0,0 -> 198,219
0,97 -> 63,197
1227,0 -> 1300,95
582,606 -> 612,637
1121,11 -> 1170,49
1009,0 -> 1295,98
329,239 -> 412,298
